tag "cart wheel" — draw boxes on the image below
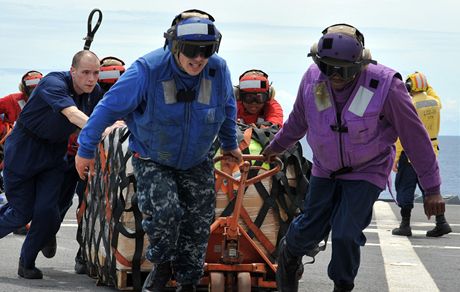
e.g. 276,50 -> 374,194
237,272 -> 251,292
209,272 -> 225,292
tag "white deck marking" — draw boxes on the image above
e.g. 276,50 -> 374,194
60,223 -> 78,227
373,201 -> 440,292
364,228 -> 460,238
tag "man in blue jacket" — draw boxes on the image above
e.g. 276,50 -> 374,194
75,9 -> 241,292
60,55 -> 126,275
0,50 -> 102,279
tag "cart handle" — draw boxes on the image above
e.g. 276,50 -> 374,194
214,154 -> 282,186
83,8 -> 103,50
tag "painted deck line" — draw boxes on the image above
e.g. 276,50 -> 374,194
365,241 -> 460,250
60,223 -> 78,227
373,201 -> 439,292
368,222 -> 460,228
364,228 -> 460,237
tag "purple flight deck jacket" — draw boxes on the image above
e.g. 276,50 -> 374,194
269,63 -> 440,195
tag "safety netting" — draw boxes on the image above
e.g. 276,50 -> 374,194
79,124 -> 312,291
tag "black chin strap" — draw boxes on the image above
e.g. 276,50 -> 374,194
83,8 -> 103,50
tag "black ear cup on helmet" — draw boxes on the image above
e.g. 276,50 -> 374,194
405,79 -> 412,93
234,86 -> 240,100
309,43 -> 319,64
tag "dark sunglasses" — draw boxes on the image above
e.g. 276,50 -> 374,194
241,92 -> 268,104
178,41 -> 219,59
318,60 -> 362,80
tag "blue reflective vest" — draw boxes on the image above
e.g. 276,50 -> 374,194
78,48 -> 237,170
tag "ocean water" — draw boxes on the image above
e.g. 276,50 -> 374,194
299,136 -> 460,200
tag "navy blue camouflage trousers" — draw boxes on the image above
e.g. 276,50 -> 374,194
132,156 -> 216,285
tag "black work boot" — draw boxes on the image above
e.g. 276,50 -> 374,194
41,235 -> 57,258
276,237 -> 304,292
392,217 -> 412,236
74,251 -> 87,274
142,261 -> 173,292
333,282 -> 354,292
426,215 -> 452,237
18,258 -> 43,279
392,207 -> 412,236
176,284 -> 196,292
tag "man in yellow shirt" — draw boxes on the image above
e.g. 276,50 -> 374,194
392,72 -> 451,237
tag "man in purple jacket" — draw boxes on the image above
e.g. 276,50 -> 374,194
263,24 -> 445,292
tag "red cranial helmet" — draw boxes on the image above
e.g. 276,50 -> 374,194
22,70 -> 43,88
239,69 -> 269,93
237,69 -> 273,104
99,56 -> 125,84
20,70 -> 43,96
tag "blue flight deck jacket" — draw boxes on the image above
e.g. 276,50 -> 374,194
78,48 -> 238,170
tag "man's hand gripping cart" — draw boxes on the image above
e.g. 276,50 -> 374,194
203,155 -> 282,291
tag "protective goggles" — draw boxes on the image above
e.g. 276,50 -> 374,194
178,41 -> 219,59
317,58 -> 362,80
241,92 -> 269,104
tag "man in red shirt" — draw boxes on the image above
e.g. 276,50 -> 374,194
0,71 -> 43,215
0,71 -> 43,141
236,69 -> 283,128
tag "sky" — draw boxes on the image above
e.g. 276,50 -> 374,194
1,0 -> 459,135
